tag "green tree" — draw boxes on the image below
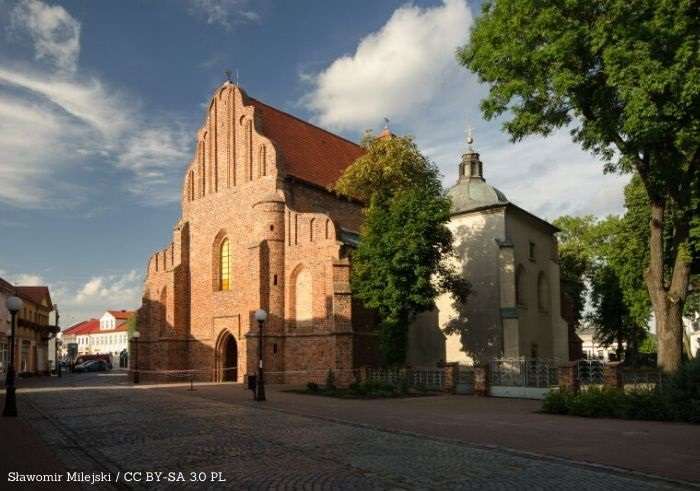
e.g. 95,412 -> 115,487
555,179 -> 652,362
553,215 -> 597,325
126,313 -> 138,338
335,135 -> 469,365
460,0 -> 700,372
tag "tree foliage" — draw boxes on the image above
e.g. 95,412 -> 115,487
555,179 -> 651,361
554,215 -> 597,326
461,0 -> 700,372
335,136 -> 469,365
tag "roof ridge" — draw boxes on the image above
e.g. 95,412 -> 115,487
248,97 -> 362,150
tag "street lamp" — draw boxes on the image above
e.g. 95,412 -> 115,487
3,295 -> 23,417
131,331 -> 140,384
54,304 -> 61,378
254,309 -> 267,401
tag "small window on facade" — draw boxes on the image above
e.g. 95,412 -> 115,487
220,239 -> 231,291
273,274 -> 278,286
529,241 -> 536,261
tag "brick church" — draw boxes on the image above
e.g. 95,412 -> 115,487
135,80 -> 571,384
135,81 -> 380,384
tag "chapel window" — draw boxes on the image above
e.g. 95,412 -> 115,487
220,239 -> 231,291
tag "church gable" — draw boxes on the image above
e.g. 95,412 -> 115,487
183,83 -> 278,204
182,83 -> 364,206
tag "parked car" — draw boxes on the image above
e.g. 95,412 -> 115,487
74,360 -> 109,373
74,354 -> 113,369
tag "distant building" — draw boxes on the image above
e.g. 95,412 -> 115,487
62,310 -> 133,363
684,314 -> 700,358
577,325 -> 625,362
0,276 -> 56,375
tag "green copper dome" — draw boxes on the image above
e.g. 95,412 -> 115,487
447,151 -> 508,215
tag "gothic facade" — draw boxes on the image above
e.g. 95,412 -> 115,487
134,82 -> 379,384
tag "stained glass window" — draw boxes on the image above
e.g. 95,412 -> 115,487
220,239 -> 231,290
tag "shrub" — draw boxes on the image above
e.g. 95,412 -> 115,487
542,359 -> 700,423
567,387 -> 617,418
542,389 -> 573,415
397,376 -> 410,395
306,382 -> 319,393
348,381 -> 367,396
325,369 -> 337,390
624,389 -> 673,421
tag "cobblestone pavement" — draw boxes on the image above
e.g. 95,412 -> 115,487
16,374 -> 694,490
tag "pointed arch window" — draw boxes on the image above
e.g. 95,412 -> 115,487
220,239 -> 231,291
294,267 -> 313,327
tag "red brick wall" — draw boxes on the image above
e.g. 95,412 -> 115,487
138,83 -> 379,385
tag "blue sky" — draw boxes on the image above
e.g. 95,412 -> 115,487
0,0 -> 630,327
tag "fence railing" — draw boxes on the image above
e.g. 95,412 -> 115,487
364,367 -> 448,389
489,358 -> 558,388
577,359 -> 606,385
621,369 -> 666,389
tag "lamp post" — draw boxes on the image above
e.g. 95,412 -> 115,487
254,309 -> 267,401
3,295 -> 23,417
54,304 -> 61,377
131,331 -> 140,384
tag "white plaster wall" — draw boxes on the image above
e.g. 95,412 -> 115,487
439,209 -> 506,365
505,208 -> 568,360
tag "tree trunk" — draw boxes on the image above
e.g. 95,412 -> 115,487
644,200 -> 690,374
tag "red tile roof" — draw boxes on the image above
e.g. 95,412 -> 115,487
15,286 -> 52,309
63,319 -> 96,335
63,318 -> 127,335
248,96 -> 365,189
107,310 -> 134,320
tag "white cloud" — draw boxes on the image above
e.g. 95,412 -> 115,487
74,270 -> 141,306
303,0 -> 629,219
11,272 -> 46,286
10,0 -> 81,74
304,0 -> 471,130
117,125 -> 192,205
188,0 -> 259,30
0,1 -> 193,209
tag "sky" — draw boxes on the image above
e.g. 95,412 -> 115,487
0,0 -> 630,327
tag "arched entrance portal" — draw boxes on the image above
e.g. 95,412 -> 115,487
215,331 -> 238,382
223,335 -> 237,381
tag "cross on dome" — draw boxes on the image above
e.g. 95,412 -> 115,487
465,126 -> 475,152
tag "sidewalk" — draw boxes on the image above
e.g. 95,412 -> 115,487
0,416 -> 80,488
171,383 -> 700,484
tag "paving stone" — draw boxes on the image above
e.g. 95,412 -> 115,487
18,376 -> 685,490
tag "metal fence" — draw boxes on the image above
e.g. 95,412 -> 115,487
364,367 -> 446,389
621,370 -> 666,390
489,358 -> 558,388
577,359 -> 606,385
